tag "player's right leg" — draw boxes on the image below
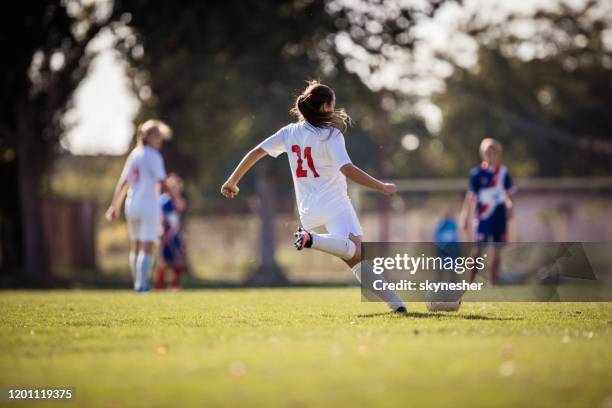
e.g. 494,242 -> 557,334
294,227 -> 356,260
170,236 -> 184,291
129,240 -> 140,290
127,218 -> 141,290
137,241 -> 155,292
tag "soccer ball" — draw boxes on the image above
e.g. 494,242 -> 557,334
425,289 -> 462,312
425,300 -> 462,312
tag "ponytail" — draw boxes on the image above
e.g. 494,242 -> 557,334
290,80 -> 352,132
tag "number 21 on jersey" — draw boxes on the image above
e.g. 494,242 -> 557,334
291,145 -> 319,178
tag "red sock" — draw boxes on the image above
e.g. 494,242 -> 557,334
171,265 -> 182,289
155,264 -> 166,289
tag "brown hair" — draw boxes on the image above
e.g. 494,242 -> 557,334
290,80 -> 351,132
137,119 -> 173,145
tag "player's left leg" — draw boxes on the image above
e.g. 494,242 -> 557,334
135,217 -> 160,292
170,261 -> 183,291
487,247 -> 502,286
469,219 -> 491,283
489,212 -> 508,286
155,238 -> 174,289
325,208 -> 406,313
154,260 -> 167,289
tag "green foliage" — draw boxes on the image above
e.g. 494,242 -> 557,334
112,0 -> 455,204
433,0 -> 612,177
49,155 -> 125,209
1,290 -> 611,407
0,1 -> 123,278
115,1 -> 344,197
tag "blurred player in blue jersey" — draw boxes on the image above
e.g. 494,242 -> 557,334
459,138 -> 516,285
434,207 -> 460,283
434,208 -> 459,245
154,174 -> 186,291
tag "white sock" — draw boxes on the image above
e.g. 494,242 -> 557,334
129,252 -> 138,289
351,261 -> 405,311
136,252 -> 154,290
310,233 -> 356,260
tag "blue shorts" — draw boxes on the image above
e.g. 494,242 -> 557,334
161,234 -> 184,263
475,206 -> 507,243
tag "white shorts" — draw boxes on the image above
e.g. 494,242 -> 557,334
127,216 -> 161,242
303,206 -> 363,238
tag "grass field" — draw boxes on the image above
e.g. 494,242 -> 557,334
1,289 -> 611,408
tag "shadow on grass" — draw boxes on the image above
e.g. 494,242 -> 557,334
357,311 -> 522,321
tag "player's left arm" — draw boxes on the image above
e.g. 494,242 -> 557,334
340,164 -> 396,197
504,170 -> 516,220
221,147 -> 268,199
328,132 -> 396,197
505,193 -> 514,220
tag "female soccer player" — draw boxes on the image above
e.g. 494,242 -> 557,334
221,81 -> 406,313
106,119 -> 180,292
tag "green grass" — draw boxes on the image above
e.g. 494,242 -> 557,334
1,289 -> 611,408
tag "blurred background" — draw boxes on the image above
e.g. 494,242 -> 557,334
1,0 -> 611,288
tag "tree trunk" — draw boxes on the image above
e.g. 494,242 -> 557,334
16,118 -> 51,287
378,92 -> 391,242
246,172 -> 288,287
0,159 -> 23,277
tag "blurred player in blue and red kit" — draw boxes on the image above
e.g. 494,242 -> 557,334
459,138 -> 516,285
155,174 -> 186,291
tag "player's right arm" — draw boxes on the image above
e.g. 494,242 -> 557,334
106,155 -> 133,221
222,127 -> 287,199
459,169 -> 479,234
459,192 -> 476,233
340,164 -> 396,197
106,179 -> 129,221
221,147 -> 268,199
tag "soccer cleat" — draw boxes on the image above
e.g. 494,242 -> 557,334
137,284 -> 152,293
294,227 -> 312,250
394,306 -> 407,314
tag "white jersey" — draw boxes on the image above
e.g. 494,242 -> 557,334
258,122 -> 353,227
120,145 -> 167,220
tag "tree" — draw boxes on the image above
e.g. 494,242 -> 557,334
0,1 -> 120,284
432,0 -> 612,177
